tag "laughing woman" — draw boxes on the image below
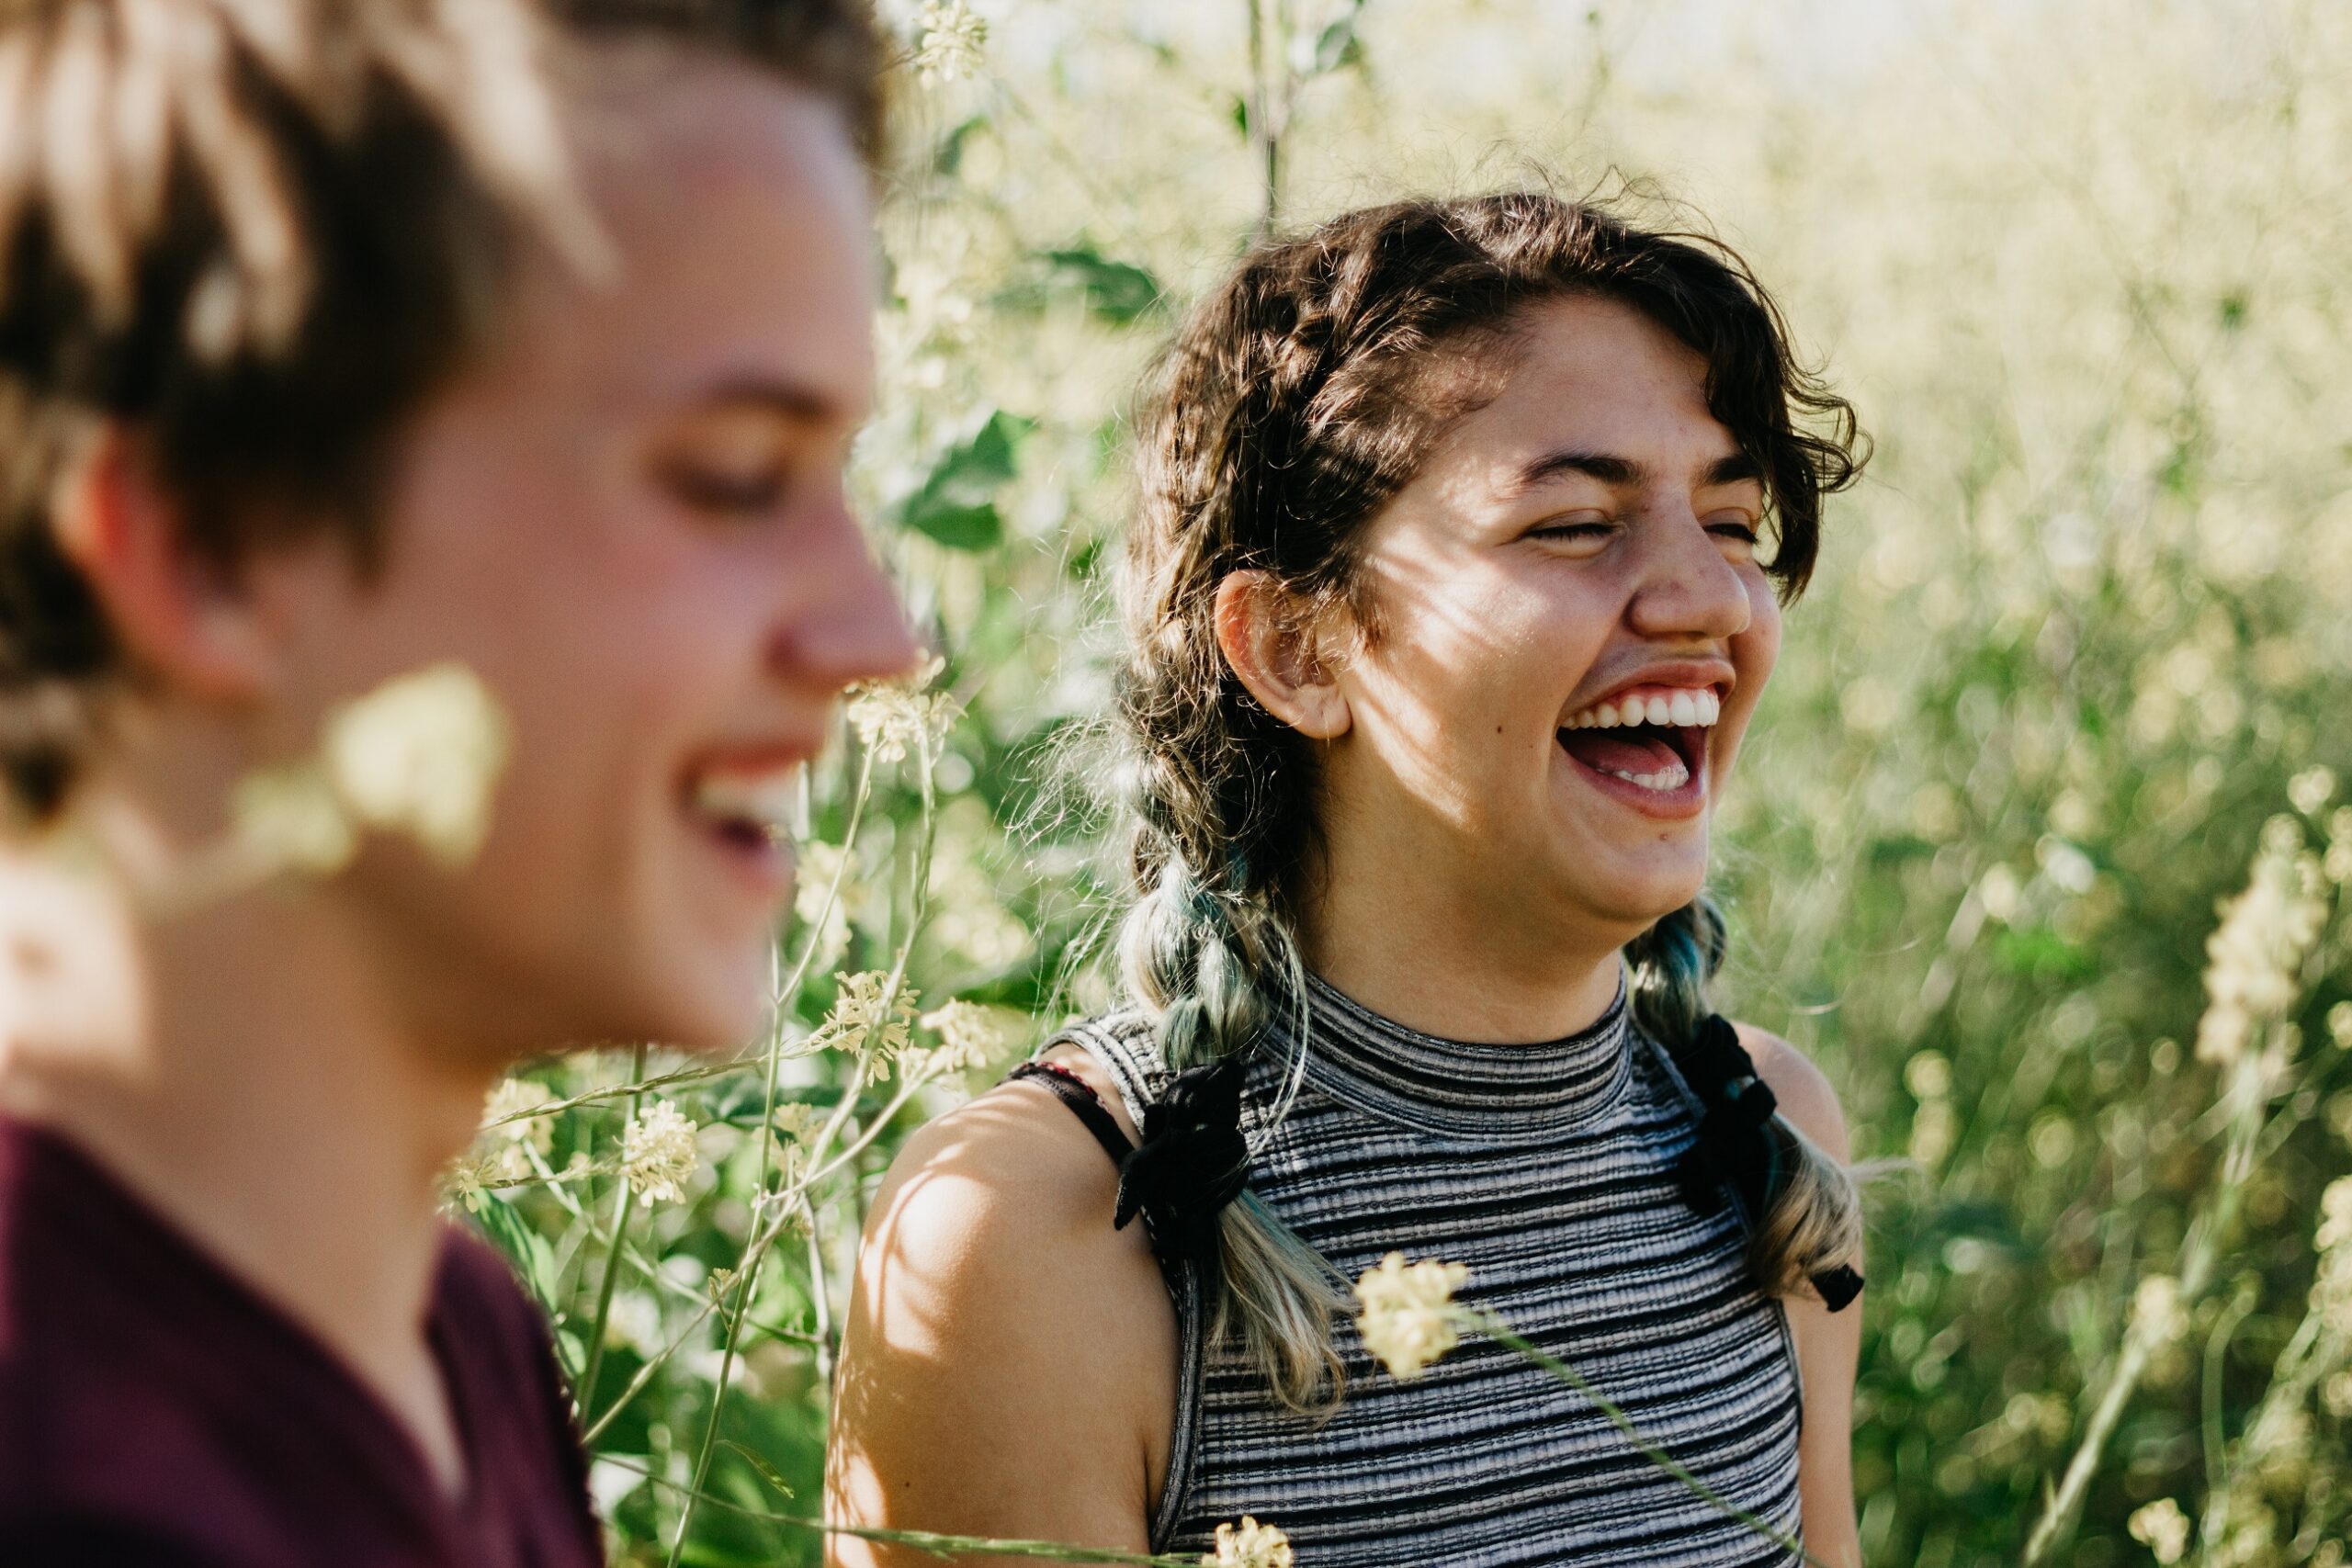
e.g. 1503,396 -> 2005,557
828,192 -> 1870,1567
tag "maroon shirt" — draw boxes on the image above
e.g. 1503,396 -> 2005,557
0,1118 -> 603,1567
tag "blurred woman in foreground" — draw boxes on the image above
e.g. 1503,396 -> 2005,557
831,192 -> 1871,1565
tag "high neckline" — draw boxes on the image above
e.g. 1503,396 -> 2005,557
1259,971 -> 1635,1139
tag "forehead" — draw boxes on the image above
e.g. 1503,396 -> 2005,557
1433,293 -> 1734,487
501,52 -> 876,418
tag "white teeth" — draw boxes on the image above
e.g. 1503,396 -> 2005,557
692,769 -> 799,836
1558,687 -> 1722,732
1600,759 -> 1692,792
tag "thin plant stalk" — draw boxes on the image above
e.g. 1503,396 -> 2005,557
609,1455 -> 1203,1564
577,1042 -> 650,1421
666,726 -> 941,1566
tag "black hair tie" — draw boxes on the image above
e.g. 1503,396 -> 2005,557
1116,1056 -> 1250,1266
1675,1014 -> 1865,1314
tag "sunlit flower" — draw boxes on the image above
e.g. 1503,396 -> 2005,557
231,763 -> 357,875
807,971 -> 921,1083
2194,819 -> 2326,1066
2290,764 -> 2338,817
1354,1251 -> 1470,1380
322,662 -> 511,866
845,656 -> 955,764
620,1101 -> 700,1207
916,998 -> 1018,1073
2128,1498 -> 2191,1564
2129,1274 -> 2190,1350
480,1077 -> 555,1180
1200,1516 -> 1293,1568
912,0 -> 988,87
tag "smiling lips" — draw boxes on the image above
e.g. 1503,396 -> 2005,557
1555,683 -> 1719,795
689,762 -> 802,848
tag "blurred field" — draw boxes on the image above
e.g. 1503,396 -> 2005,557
464,2 -> 2352,1562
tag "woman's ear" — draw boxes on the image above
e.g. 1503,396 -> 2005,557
1212,570 -> 1351,739
49,424 -> 277,702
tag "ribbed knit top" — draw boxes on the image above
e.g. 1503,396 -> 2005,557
1055,975 -> 1804,1567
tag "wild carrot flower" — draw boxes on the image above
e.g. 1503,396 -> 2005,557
1200,1516 -> 1294,1568
911,0 -> 988,86
2129,1274 -> 2190,1350
620,1101 -> 699,1207
322,662 -> 511,866
481,1077 -> 554,1181
2194,818 -> 2326,1066
916,999 -> 1017,1073
1354,1252 -> 1470,1380
845,656 -> 954,764
809,971 -> 921,1080
231,763 -> 357,875
2127,1498 -> 2190,1563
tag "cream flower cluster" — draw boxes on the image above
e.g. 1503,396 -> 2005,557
232,662 -> 510,876
916,998 -> 1018,1073
2195,818 -> 2327,1066
2128,1497 -> 2191,1563
1200,1515 -> 1294,1568
809,972 -> 920,1080
845,656 -> 956,765
1354,1251 -> 1471,1380
620,1101 -> 699,1208
911,0 -> 988,87
479,1077 -> 555,1182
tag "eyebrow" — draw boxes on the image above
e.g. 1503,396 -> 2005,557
1505,447 -> 1764,495
685,374 -> 855,426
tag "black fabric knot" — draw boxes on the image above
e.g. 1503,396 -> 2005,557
1115,1056 -> 1250,1266
1674,1014 -> 1865,1314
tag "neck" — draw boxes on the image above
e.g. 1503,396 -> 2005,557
0,826 -> 492,1492
1303,847 -> 1627,1043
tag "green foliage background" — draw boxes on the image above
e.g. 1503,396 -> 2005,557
469,2 -> 2352,1562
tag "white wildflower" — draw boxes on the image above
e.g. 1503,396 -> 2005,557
809,972 -> 921,1080
620,1101 -> 700,1207
2194,820 -> 2326,1066
230,763 -> 357,876
2129,1274 -> 2190,1350
845,656 -> 955,764
1354,1252 -> 1471,1380
480,1077 -> 555,1181
322,662 -> 511,866
912,0 -> 987,87
1200,1516 -> 1294,1568
2289,764 -> 2337,817
917,999 -> 1019,1073
2128,1498 -> 2191,1564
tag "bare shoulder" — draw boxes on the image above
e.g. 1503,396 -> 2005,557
826,1049 -> 1173,1561
1730,1021 -> 1849,1162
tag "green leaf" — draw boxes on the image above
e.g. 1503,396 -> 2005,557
1312,16 -> 1363,74
469,1191 -> 559,1308
895,411 -> 1034,551
932,113 -> 987,177
1041,246 -> 1165,325
721,1438 -> 797,1500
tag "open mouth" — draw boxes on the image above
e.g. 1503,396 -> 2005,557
1555,686 -> 1717,797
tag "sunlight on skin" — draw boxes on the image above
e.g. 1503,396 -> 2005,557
1278,294 -> 1781,1043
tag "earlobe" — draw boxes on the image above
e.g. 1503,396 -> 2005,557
49,426 -> 277,702
1211,570 -> 1351,740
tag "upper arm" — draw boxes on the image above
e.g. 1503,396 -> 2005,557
1735,1022 -> 1862,1568
823,1077 -> 1176,1567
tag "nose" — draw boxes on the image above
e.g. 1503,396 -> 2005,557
766,502 -> 922,692
1624,507 -> 1754,646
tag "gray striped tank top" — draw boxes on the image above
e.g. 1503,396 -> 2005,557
1056,974 -> 1804,1566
